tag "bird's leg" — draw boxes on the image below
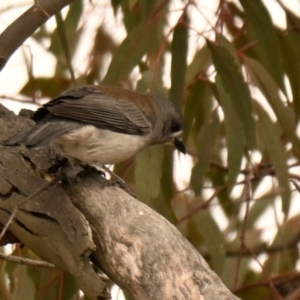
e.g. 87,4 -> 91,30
101,165 -> 136,198
101,165 -> 123,182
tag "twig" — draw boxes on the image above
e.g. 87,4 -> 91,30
233,170 -> 252,290
234,271 -> 300,294
0,94 -> 36,103
245,245 -> 283,300
232,170 -> 283,299
0,253 -> 56,268
176,185 -> 227,224
290,179 -> 300,194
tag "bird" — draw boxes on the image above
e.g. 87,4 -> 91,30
2,85 -> 185,168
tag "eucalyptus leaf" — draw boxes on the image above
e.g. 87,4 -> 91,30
215,76 -> 244,190
207,40 -> 256,148
240,0 -> 285,92
190,110 -> 220,193
256,102 -> 291,215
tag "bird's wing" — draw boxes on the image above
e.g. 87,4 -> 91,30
34,86 -> 153,135
2,119 -> 81,148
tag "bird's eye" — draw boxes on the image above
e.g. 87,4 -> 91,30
171,122 -> 180,133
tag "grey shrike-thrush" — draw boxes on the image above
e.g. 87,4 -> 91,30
2,85 -> 185,166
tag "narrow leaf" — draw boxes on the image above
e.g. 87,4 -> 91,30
256,102 -> 291,215
185,46 -> 211,84
49,0 -> 83,57
11,265 -> 35,300
278,31 -> 300,120
190,110 -> 220,193
207,40 -> 256,148
190,210 -> 226,276
264,214 -> 300,273
215,76 -> 244,190
243,56 -> 300,157
55,12 -> 76,84
170,11 -> 188,107
102,20 -> 158,85
135,145 -> 164,204
129,0 -> 138,10
183,80 -> 213,142
215,33 -> 240,68
240,0 -> 284,91
247,194 -> 275,228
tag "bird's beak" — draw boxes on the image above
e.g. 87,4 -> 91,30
174,138 -> 186,154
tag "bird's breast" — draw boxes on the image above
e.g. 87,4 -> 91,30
51,125 -> 150,166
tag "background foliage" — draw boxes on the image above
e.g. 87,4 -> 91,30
1,0 -> 300,299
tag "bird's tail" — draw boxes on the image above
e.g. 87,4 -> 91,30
2,121 -> 78,148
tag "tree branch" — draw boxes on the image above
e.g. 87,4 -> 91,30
0,0 -> 75,71
0,104 -> 240,299
0,253 -> 56,268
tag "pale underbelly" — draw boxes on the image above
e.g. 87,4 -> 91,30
51,125 -> 149,166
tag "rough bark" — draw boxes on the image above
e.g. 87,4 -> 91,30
0,104 -> 240,299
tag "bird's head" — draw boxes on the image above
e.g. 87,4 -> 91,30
151,95 -> 185,154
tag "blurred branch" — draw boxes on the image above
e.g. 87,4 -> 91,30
0,94 -> 35,103
0,253 -> 56,269
202,234 -> 300,259
0,0 -> 75,71
176,185 -> 227,224
234,271 -> 300,295
233,170 -> 252,290
290,179 -> 300,193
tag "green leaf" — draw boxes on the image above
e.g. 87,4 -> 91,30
1,257 -> 13,298
240,0 -> 284,91
215,76 -> 244,190
20,77 -> 71,98
221,257 -> 252,291
49,0 -> 83,57
55,12 -> 76,83
256,102 -> 291,215
136,70 -> 155,93
215,33 -> 240,67
190,110 -> 220,193
129,0 -> 138,10
170,11 -> 188,108
135,145 -> 164,204
185,46 -> 211,84
102,20 -> 158,85
247,194 -> 275,228
190,210 -> 226,276
61,273 -> 78,300
159,146 -> 177,223
207,40 -> 256,148
112,1 -> 168,85
183,80 -> 213,142
243,56 -> 300,157
208,164 -> 234,216
11,265 -> 35,300
264,214 -> 300,273
63,0 -> 83,37
278,30 -> 300,120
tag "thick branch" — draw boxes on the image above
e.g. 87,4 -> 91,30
0,105 -> 240,300
0,0 -> 75,71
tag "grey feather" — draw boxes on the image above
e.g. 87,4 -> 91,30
2,119 -> 81,148
47,94 -> 153,135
